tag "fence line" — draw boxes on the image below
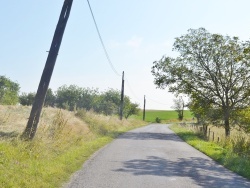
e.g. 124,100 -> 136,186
181,123 -> 223,143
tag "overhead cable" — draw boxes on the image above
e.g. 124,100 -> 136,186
86,0 -> 121,77
125,78 -> 141,102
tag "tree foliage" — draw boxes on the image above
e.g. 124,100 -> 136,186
19,92 -> 36,106
21,85 -> 140,118
0,76 -> 20,105
94,89 -> 120,115
152,28 -> 250,137
44,88 -> 56,107
232,108 -> 250,133
56,85 -> 84,111
19,88 -> 56,107
123,96 -> 140,119
172,97 -> 184,121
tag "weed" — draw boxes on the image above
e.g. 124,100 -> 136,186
230,135 -> 250,158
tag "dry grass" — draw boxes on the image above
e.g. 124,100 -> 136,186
0,105 -> 90,138
185,123 -> 250,159
207,125 -> 249,142
186,123 -> 249,143
0,105 -> 30,133
75,109 -> 145,136
0,105 -> 146,187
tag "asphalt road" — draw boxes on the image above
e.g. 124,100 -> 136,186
64,124 -> 250,188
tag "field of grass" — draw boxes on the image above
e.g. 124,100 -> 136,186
134,110 -> 194,123
0,105 -> 147,188
170,124 -> 250,180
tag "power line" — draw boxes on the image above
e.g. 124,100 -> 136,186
125,78 -> 169,106
125,78 -> 141,102
86,0 -> 168,108
86,0 -> 121,77
86,0 -> 141,105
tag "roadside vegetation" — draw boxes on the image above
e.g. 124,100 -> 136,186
152,28 -> 250,138
170,124 -> 250,180
0,105 -> 146,187
19,85 -> 139,119
152,28 -> 250,180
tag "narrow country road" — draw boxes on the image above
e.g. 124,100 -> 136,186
64,124 -> 250,188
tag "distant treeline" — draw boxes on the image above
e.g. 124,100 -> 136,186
0,75 -> 139,118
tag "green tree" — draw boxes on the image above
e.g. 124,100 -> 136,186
54,85 -> 139,118
56,85 -> 99,111
77,88 -> 99,111
56,85 -> 82,111
187,94 -> 219,135
19,92 -> 36,106
187,94 -> 210,124
20,88 -> 56,107
172,96 -> 185,121
0,76 -> 20,105
123,96 -> 140,119
152,28 -> 250,137
231,108 -> 250,133
44,88 -> 56,107
96,89 -> 120,115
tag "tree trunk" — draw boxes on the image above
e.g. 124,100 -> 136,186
225,118 -> 230,137
223,106 -> 231,137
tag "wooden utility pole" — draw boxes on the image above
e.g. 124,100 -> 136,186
143,95 -> 146,121
22,0 -> 74,140
119,71 -> 125,120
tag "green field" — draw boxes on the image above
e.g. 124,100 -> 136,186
134,110 -> 194,123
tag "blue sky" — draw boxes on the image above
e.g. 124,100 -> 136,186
1,0 -> 250,109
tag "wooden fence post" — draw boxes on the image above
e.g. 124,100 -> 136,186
208,128 -> 210,140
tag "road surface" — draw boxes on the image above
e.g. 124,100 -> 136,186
64,124 -> 250,188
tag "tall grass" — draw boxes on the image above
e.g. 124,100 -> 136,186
170,124 -> 250,180
188,124 -> 250,159
0,105 -> 146,187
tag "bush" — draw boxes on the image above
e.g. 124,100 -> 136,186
0,76 -> 20,105
155,117 -> 161,123
231,136 -> 250,158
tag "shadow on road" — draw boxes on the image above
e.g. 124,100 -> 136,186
118,132 -> 184,142
114,156 -> 250,188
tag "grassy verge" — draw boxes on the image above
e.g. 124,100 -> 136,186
0,136 -> 112,187
0,106 -> 146,188
170,124 -> 250,180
